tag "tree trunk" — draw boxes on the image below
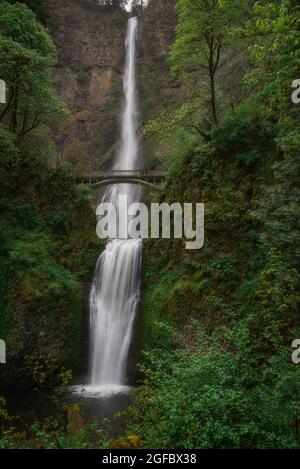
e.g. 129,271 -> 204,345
207,40 -> 220,126
210,72 -> 218,125
10,83 -> 18,134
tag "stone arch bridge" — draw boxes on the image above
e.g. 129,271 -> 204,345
72,169 -> 166,190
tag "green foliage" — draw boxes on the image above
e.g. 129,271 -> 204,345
244,0 -> 300,108
171,0 -> 246,74
0,415 -> 110,449
211,100 -> 275,170
0,18 -> 99,385
135,0 -> 300,450
4,1 -> 48,23
0,153 -> 100,386
0,124 -> 17,168
24,353 -> 73,386
170,0 -> 248,123
0,165 -> 100,386
0,397 -> 11,429
0,1 -> 68,141
130,327 -> 300,448
144,102 -> 201,140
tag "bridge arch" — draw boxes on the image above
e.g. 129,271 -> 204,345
90,178 -> 160,191
72,170 -> 166,191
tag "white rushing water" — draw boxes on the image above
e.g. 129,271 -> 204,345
74,18 -> 142,397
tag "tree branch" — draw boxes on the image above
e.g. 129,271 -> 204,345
185,124 -> 210,141
19,113 -> 39,139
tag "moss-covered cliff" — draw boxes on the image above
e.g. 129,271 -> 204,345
0,1 -> 104,387
0,129 -> 102,386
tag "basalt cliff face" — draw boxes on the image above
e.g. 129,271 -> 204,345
46,0 -> 127,171
46,0 -> 177,171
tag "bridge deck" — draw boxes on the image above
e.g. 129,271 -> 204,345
72,170 -> 166,184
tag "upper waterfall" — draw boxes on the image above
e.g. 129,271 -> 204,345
116,16 -> 139,171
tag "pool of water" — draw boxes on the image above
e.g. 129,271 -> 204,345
2,385 -> 132,438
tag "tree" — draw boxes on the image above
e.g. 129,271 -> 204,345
0,2 -> 68,142
131,0 -> 146,15
4,0 -> 48,23
170,0 -> 247,125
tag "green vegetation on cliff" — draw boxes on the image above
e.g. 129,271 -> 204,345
0,1 -> 101,387
5,1 -> 48,23
129,0 -> 300,448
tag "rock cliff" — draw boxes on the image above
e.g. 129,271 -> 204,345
46,0 -> 177,171
47,0 -> 128,171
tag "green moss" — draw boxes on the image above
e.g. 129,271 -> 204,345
0,138 -> 102,386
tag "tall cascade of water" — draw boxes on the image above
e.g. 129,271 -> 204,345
88,17 -> 142,395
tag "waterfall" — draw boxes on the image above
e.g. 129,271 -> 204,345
85,17 -> 142,396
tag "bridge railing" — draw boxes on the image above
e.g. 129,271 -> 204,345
71,169 -> 166,179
